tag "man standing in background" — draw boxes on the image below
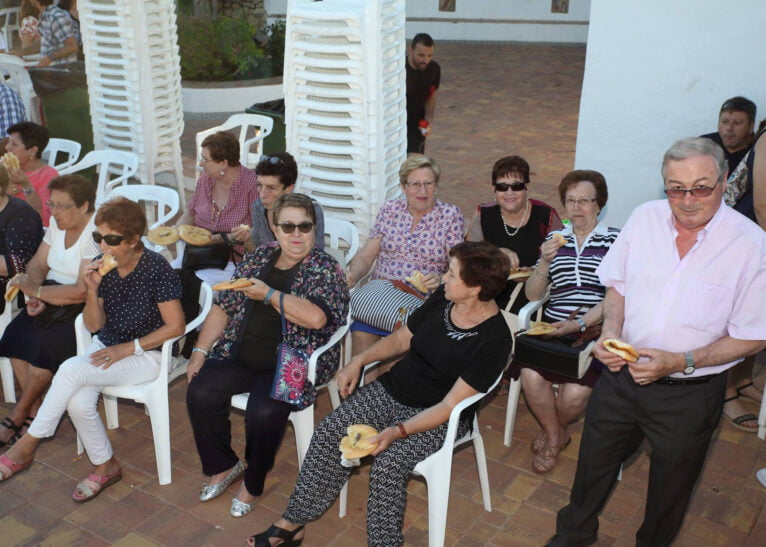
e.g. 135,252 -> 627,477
405,33 -> 440,154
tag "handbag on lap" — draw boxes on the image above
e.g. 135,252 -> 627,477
270,292 -> 310,405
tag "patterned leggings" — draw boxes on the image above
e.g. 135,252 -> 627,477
283,382 -> 468,546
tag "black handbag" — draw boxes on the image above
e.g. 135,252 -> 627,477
32,280 -> 85,329
181,233 -> 234,271
513,334 -> 596,379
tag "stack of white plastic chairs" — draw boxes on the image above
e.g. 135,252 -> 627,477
78,0 -> 185,204
285,0 -> 406,239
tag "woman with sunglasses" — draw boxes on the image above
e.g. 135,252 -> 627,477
186,193 -> 349,518
0,197 -> 185,499
0,174 -> 96,447
513,170 -> 618,473
467,155 -> 562,314
234,152 -> 325,252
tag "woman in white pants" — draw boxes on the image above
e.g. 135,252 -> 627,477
0,197 -> 184,502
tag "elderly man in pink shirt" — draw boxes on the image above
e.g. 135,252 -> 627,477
547,137 -> 766,547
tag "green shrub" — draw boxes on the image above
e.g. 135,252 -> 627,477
266,19 -> 286,77
177,15 -> 265,81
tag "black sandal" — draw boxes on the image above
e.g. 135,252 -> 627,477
247,524 -> 305,547
0,417 -> 21,449
9,416 -> 33,446
736,382 -> 763,404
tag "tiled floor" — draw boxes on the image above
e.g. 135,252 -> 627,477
2,42 -> 766,546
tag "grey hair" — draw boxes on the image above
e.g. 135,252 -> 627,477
661,137 -> 727,182
399,155 -> 441,186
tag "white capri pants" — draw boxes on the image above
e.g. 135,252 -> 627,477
27,337 -> 161,465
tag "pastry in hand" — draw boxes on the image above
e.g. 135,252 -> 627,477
1,152 -> 20,171
339,424 -> 379,459
147,226 -> 180,246
552,233 -> 566,247
603,339 -> 639,362
98,254 -> 118,276
4,273 -> 23,302
212,278 -> 254,291
508,268 -> 532,281
524,321 -> 558,336
178,225 -> 213,246
405,270 -> 429,294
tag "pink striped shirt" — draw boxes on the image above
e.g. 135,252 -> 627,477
597,199 -> 766,378
187,166 -> 259,233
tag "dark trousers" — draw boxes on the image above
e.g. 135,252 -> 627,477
555,367 -> 726,547
186,359 -> 294,496
407,127 -> 426,154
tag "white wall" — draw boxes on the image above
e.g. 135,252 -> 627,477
576,0 -> 766,227
266,0 -> 590,43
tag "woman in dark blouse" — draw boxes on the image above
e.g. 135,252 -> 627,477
248,241 -> 512,547
186,193 -> 349,519
0,197 -> 185,502
467,155 -> 562,314
0,165 -> 43,314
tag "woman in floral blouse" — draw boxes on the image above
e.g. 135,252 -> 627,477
346,155 -> 464,359
185,193 -> 349,519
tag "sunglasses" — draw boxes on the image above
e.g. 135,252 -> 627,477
494,181 -> 527,192
277,221 -> 314,234
664,181 -> 719,199
259,155 -> 286,167
92,231 -> 127,246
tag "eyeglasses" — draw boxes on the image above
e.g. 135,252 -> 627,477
199,156 -> 215,165
664,180 -> 720,199
45,201 -> 76,211
259,155 -> 286,167
404,180 -> 436,190
92,232 -> 127,246
565,198 -> 598,207
277,221 -> 314,234
494,181 -> 527,192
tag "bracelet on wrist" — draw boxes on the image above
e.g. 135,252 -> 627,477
35,285 -> 42,299
395,422 -> 408,439
191,347 -> 209,357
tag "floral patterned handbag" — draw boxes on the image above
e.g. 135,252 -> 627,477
270,292 -> 310,404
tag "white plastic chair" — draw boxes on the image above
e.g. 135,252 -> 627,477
105,185 -> 181,258
758,370 -> 766,440
58,149 -> 139,206
342,362 -> 503,546
195,113 -> 274,169
74,282 -> 213,485
231,312 -> 350,465
0,7 -> 20,51
324,216 -> 359,267
0,60 -> 37,122
42,138 -> 82,171
0,297 -> 21,403
504,293 -> 549,447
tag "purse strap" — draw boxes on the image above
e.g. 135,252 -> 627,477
279,291 -> 287,335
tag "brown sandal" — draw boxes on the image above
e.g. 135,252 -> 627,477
531,430 -> 547,454
532,433 -> 571,473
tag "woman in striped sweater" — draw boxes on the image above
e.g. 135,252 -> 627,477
518,170 -> 619,473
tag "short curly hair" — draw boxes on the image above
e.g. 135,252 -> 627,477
448,241 -> 510,302
558,169 -> 609,209
95,196 -> 147,244
48,175 -> 96,212
201,132 -> 241,167
255,152 -> 298,188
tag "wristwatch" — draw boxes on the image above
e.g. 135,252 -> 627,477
576,318 -> 587,333
683,352 -> 695,375
21,187 -> 34,196
263,287 -> 276,305
133,338 -> 144,356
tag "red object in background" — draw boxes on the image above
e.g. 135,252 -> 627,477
418,119 -> 429,136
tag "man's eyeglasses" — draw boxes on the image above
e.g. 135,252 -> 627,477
494,181 -> 527,192
46,201 -> 76,211
404,180 -> 436,190
259,155 -> 286,167
664,181 -> 720,199
565,197 -> 598,207
92,232 -> 127,246
277,221 -> 314,234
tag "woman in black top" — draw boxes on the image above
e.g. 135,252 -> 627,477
248,241 -> 513,547
467,155 -> 562,313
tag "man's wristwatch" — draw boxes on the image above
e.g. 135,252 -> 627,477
133,338 -> 144,356
576,318 -> 587,333
21,187 -> 33,196
683,352 -> 695,375
263,287 -> 276,305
